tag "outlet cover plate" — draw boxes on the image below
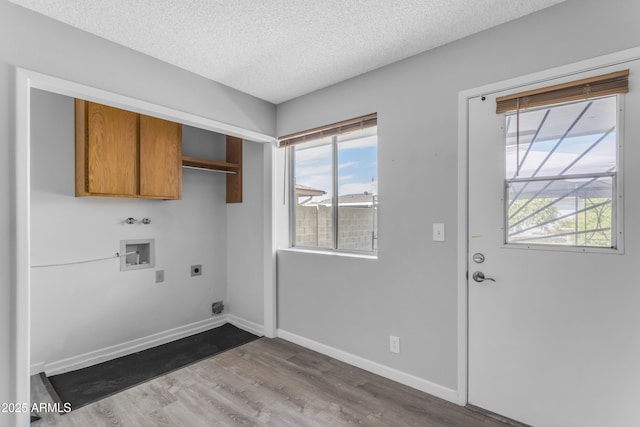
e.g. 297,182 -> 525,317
155,270 -> 164,283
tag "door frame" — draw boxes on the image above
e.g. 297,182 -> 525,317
13,68 -> 277,425
456,46 -> 640,406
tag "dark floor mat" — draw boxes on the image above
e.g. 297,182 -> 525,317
47,323 -> 260,411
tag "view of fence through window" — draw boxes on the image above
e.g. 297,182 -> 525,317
505,95 -> 618,247
293,127 -> 378,252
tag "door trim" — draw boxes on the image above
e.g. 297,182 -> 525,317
456,45 -> 640,406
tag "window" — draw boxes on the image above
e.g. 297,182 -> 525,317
499,70 -> 628,249
280,114 -> 378,253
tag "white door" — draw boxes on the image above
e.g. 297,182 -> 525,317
468,60 -> 640,427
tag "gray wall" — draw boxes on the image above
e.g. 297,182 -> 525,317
226,141 -> 266,326
0,2 -> 274,425
276,0 -> 640,392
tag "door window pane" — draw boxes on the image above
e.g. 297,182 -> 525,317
505,96 -> 618,248
507,176 -> 613,247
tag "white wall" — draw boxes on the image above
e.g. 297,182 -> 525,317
275,0 -> 640,399
0,2 -> 274,425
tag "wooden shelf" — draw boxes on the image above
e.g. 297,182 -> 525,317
182,156 -> 239,173
181,135 -> 243,203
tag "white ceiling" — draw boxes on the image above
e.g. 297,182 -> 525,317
10,0 -> 566,104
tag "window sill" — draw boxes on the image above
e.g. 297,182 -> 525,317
278,247 -> 378,260
502,243 -> 624,255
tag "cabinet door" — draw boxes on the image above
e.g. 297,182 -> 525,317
86,102 -> 138,196
139,114 -> 182,199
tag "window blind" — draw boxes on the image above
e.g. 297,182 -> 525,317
278,113 -> 377,147
496,70 -> 629,114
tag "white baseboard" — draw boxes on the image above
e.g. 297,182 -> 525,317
36,314 -> 265,376
34,319 -> 456,405
226,314 -> 264,337
42,316 -> 228,375
276,328 -> 459,404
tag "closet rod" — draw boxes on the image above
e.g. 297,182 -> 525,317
182,165 -> 237,174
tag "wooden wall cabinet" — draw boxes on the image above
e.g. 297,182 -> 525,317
75,100 -> 182,200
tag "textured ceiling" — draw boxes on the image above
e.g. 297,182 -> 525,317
9,0 -> 566,104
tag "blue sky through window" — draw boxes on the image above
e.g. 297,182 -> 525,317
295,130 -> 377,204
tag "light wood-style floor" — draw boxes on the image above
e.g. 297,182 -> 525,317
32,338 -> 518,426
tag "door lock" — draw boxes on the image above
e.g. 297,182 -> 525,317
472,253 -> 485,263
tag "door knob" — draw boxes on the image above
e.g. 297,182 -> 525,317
472,271 -> 495,283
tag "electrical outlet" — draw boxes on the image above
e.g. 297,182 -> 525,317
191,264 -> 202,277
155,270 -> 164,283
390,336 -> 400,354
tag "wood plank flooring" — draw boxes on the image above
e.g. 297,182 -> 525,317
31,338 -> 519,426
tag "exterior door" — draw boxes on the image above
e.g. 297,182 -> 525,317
467,61 -> 640,427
